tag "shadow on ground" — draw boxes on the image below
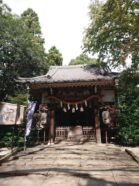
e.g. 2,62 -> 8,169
0,166 -> 139,186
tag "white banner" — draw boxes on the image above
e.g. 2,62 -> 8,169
25,101 -> 36,136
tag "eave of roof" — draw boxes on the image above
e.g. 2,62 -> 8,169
17,64 -> 119,86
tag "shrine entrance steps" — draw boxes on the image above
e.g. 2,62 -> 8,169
0,143 -> 139,185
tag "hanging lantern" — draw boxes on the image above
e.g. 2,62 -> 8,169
80,106 -> 84,112
84,100 -> 88,107
63,107 -> 67,112
72,107 -> 75,113
67,103 -> 70,110
75,104 -> 78,110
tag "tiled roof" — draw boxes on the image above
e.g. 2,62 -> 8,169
17,64 -> 118,84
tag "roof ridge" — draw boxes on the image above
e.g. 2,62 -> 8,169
50,64 -> 88,69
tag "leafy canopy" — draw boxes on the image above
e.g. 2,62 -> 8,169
0,1 -> 48,101
83,0 -> 139,68
83,0 -> 139,145
46,46 -> 63,66
69,54 -> 97,65
117,69 -> 139,145
20,8 -> 48,76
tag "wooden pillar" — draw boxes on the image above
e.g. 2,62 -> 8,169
95,109 -> 101,143
49,110 -> 55,143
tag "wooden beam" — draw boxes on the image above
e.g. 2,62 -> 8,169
48,110 -> 55,144
95,109 -> 101,143
31,80 -> 114,89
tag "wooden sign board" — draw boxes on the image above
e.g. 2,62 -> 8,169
0,102 -> 25,125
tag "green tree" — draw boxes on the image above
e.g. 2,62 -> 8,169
20,8 -> 48,76
0,2 -> 20,100
83,0 -> 139,68
69,54 -> 97,65
0,0 -> 11,14
83,0 -> 139,145
117,69 -> 139,145
21,8 -> 42,36
46,46 -> 63,66
0,1 -> 48,100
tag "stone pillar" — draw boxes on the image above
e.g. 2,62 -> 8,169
95,109 -> 101,143
49,110 -> 55,144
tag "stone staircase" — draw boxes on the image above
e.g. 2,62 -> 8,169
0,143 -> 139,185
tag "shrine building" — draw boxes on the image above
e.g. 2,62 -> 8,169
18,64 -> 118,143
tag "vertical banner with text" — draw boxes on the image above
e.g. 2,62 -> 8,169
25,101 -> 36,137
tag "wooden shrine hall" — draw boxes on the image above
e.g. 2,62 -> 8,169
18,64 -> 118,143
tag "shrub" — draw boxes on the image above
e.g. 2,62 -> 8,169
116,69 -> 139,146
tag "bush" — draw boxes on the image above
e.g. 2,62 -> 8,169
117,126 -> 139,146
116,69 -> 139,146
0,126 -> 24,147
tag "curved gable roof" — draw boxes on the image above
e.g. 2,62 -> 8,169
18,64 -> 118,85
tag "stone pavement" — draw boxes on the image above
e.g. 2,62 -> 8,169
0,142 -> 139,186
125,147 -> 139,158
0,148 -> 11,156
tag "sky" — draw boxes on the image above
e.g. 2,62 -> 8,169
3,0 -> 91,65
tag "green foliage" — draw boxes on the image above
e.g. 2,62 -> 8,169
0,111 -> 41,147
0,126 -> 24,147
83,0 -> 139,68
2,132 -> 12,147
0,2 -> 48,101
20,8 -> 48,76
46,46 -> 63,66
32,112 -> 40,125
116,69 -> 139,145
7,92 -> 27,105
0,9 -> 19,100
69,54 -> 98,65
21,8 -> 43,38
0,0 -> 11,14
